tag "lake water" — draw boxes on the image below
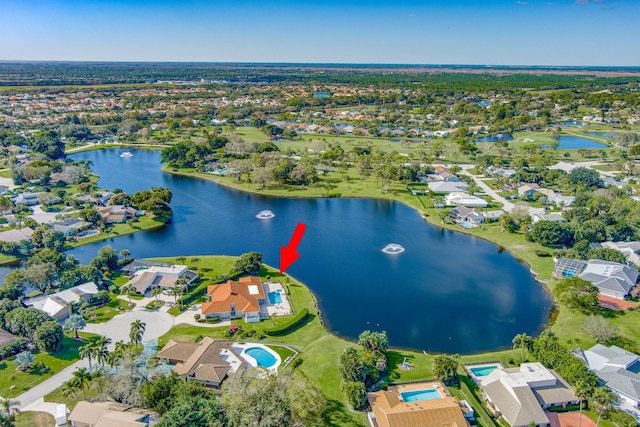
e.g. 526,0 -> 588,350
475,134 -> 514,143
544,136 -> 608,150
66,149 -> 551,353
557,121 -> 584,127
313,93 -> 330,98
476,101 -> 491,107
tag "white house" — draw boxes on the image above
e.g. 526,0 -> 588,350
124,264 -> 198,294
445,192 -> 489,207
579,259 -> 638,300
23,282 -> 99,321
428,181 -> 469,194
581,344 -> 640,406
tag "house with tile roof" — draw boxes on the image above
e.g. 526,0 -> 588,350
581,344 -> 640,406
68,401 -> 152,427
97,205 -> 138,223
367,382 -> 470,427
479,362 -> 577,427
201,276 -> 266,322
123,264 -> 198,294
157,337 -> 246,387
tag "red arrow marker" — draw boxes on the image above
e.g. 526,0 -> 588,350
280,222 -> 307,274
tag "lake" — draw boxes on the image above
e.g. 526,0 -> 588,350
544,136 -> 608,150
475,134 -> 514,143
585,132 -> 618,139
313,93 -> 330,98
67,149 -> 551,354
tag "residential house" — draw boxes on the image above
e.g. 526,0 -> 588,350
97,205 -> 138,223
599,241 -> 640,266
157,337 -> 246,387
68,401 -> 152,427
124,264 -> 198,294
23,282 -> 99,321
603,177 -> 629,189
517,183 -> 540,198
444,192 -> 489,208
52,217 -> 92,236
578,259 -> 638,300
531,213 -> 566,224
0,227 -> 34,243
49,172 -> 79,185
579,344 -> 640,406
14,192 -> 40,205
483,210 -> 505,222
449,206 -> 485,224
367,382 -> 471,427
549,194 -> 575,208
428,181 -> 469,194
201,276 -> 266,323
479,362 -> 577,427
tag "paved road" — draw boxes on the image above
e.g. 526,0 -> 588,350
16,306 -> 174,410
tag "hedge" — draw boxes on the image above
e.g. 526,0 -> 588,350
264,308 -> 309,336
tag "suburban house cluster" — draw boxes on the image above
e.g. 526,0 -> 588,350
517,183 -> 576,208
122,262 -> 198,295
23,282 -> 99,321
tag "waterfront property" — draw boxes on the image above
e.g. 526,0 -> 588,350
51,216 -> 92,236
230,343 -> 282,372
123,263 -> 198,294
445,192 -> 489,207
449,206 -> 485,225
596,241 -> 640,266
23,281 -> 99,321
97,204 -> 138,223
367,381 -> 472,427
479,362 -> 577,427
157,337 -> 246,387
465,362 -> 505,383
554,258 -> 638,300
0,226 -> 33,243
201,276 -> 290,322
427,181 -> 469,194
68,400 -> 152,427
579,344 -> 640,406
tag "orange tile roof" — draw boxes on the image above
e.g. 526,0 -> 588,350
201,276 -> 265,316
368,392 -> 468,427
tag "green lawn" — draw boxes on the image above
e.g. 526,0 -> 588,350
85,296 -> 133,323
0,334 -> 96,398
67,215 -> 169,249
15,411 -> 56,427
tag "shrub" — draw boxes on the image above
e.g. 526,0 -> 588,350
535,250 -> 552,257
194,313 -> 201,322
264,308 -> 309,336
0,337 -> 30,360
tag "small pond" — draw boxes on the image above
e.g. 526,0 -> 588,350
475,134 -> 514,143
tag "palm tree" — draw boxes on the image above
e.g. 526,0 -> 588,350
152,287 -> 162,301
574,380 -> 592,427
592,387 -> 617,427
129,320 -> 146,352
0,397 -> 20,418
119,249 -> 130,260
176,256 -> 186,265
120,284 -> 135,305
190,257 -> 200,269
61,382 -> 79,400
78,343 -> 95,370
512,333 -> 533,362
94,336 -> 112,368
71,368 -> 92,400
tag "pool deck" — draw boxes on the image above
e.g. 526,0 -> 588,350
231,342 -> 282,373
261,282 -> 292,317
390,380 -> 448,399
464,362 -> 506,384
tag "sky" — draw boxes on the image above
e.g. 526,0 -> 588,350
0,0 -> 638,66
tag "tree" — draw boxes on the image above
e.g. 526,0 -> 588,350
432,354 -> 460,385
569,167 -> 604,188
34,321 -> 64,352
591,387 -> 617,427
190,257 -> 201,268
582,315 -> 617,343
152,287 -> 163,301
91,245 -> 119,271
79,342 -> 96,370
129,320 -> 146,352
0,397 -> 20,420
5,307 -> 55,339
574,380 -> 592,427
338,347 -> 367,383
235,251 -> 262,274
94,336 -> 112,367
512,333 -> 533,362
64,314 -> 86,339
358,330 -> 389,355
120,284 -> 136,305
119,249 -> 131,260
554,277 -> 599,313
13,351 -> 34,371
342,381 -> 367,411
527,221 -> 573,247
70,367 -> 92,400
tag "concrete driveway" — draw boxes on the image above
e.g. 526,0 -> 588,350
29,205 -> 61,224
83,306 -> 174,349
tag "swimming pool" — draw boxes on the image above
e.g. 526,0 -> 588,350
459,221 -> 477,229
245,347 -> 277,368
268,291 -> 283,304
470,365 -> 499,377
400,389 -> 443,402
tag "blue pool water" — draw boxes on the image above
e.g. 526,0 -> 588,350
460,221 -> 476,229
314,92 -> 329,98
400,389 -> 443,402
245,347 -> 277,368
470,366 -> 499,377
268,291 -> 283,304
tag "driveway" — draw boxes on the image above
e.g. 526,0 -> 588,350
83,306 -> 174,349
29,205 -> 61,224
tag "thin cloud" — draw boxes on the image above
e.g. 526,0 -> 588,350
516,1 -> 528,4
575,0 -> 608,4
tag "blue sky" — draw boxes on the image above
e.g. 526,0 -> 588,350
0,0 -> 638,66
